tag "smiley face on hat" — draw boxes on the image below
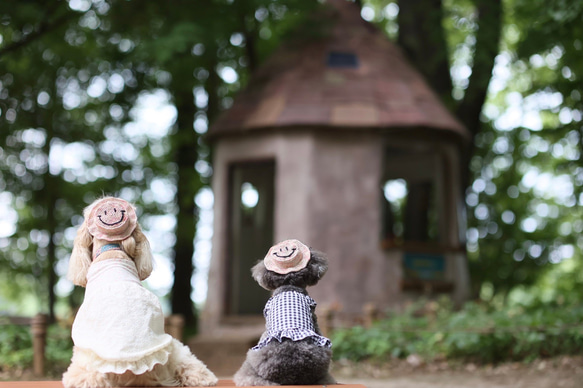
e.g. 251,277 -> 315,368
264,239 -> 311,274
86,197 -> 137,241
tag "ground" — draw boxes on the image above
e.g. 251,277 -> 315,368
2,356 -> 582,387
333,356 -> 583,388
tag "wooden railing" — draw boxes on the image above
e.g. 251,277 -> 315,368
0,313 -> 48,376
0,314 -> 185,376
164,314 -> 185,342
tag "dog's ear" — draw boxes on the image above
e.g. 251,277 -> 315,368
67,220 -> 93,287
252,260 -> 276,291
124,224 -> 153,281
301,249 -> 328,286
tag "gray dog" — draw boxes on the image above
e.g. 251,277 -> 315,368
234,239 -> 336,386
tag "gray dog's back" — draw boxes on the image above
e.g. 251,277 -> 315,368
253,338 -> 332,385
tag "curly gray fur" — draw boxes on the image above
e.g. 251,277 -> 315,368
234,248 -> 336,386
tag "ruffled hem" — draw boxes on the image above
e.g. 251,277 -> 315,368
252,329 -> 331,350
75,344 -> 171,375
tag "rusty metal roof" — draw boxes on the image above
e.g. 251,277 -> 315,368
209,0 -> 468,140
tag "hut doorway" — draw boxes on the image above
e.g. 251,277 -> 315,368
226,160 -> 275,315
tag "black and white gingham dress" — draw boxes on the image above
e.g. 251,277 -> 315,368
252,290 -> 332,350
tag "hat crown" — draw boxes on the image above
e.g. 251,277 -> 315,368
264,239 -> 310,274
272,244 -> 300,263
87,198 -> 137,241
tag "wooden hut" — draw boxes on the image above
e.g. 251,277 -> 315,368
200,0 -> 470,341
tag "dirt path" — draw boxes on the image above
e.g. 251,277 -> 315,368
2,356 -> 582,387
332,356 -> 583,388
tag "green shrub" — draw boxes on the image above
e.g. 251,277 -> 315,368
0,324 -> 33,369
330,299 -> 583,364
45,324 -> 73,373
0,323 -> 72,375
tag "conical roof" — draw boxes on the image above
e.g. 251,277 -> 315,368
209,0 -> 468,140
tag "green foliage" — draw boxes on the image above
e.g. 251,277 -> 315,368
0,323 -> 72,374
331,299 -> 583,364
462,0 -> 583,299
0,325 -> 32,369
45,324 -> 74,373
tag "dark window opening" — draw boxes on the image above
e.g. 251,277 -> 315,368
327,51 -> 359,68
381,148 -> 441,246
382,179 -> 439,244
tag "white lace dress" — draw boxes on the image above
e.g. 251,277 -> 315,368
72,259 -> 173,374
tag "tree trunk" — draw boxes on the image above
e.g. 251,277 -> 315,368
456,0 -> 503,189
43,104 -> 58,324
398,0 -> 454,109
170,83 -> 199,325
205,57 -> 222,125
46,191 -> 57,324
241,14 -> 258,73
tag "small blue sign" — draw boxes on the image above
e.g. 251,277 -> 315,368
403,253 -> 446,281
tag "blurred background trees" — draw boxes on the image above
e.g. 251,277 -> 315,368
1,0 -> 582,325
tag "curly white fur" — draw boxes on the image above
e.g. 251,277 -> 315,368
63,197 -> 217,388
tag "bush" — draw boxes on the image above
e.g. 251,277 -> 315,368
0,324 -> 33,370
330,299 -> 583,364
45,324 -> 74,374
0,323 -> 72,375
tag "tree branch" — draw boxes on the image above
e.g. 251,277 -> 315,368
242,20 -> 258,73
0,9 -> 76,59
456,0 -> 503,139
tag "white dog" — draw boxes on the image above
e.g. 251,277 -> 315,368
62,197 -> 217,388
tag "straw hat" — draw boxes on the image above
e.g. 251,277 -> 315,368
86,198 -> 137,241
264,239 -> 311,274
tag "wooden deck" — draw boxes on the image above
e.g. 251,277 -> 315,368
0,380 -> 365,388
